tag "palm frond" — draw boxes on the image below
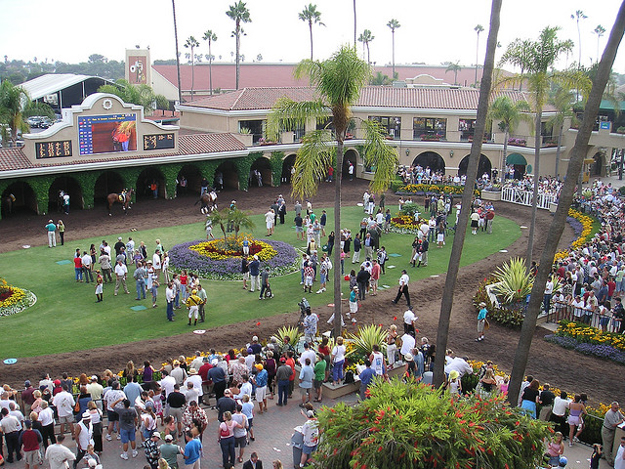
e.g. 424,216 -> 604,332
266,97 -> 326,141
290,129 -> 334,199
361,119 -> 398,195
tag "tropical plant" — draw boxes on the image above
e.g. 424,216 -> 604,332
314,379 -> 552,469
400,201 -> 419,218
97,79 -> 158,112
155,95 -> 170,115
228,208 -> 255,242
492,257 -> 533,304
299,4 -> 325,61
571,10 -> 588,68
594,25 -> 607,63
474,24 -> 484,85
387,19 -> 401,78
202,30 -> 218,95
184,36 -> 200,98
445,61 -> 462,85
370,71 -> 391,86
357,29 -> 374,65
498,38 -> 532,90
205,207 -> 229,244
226,1 -> 252,90
266,45 -> 397,338
0,80 -> 29,147
546,85 -> 577,177
171,0 -> 183,104
487,95 -> 531,175
273,326 -> 303,350
22,101 -> 54,119
346,324 -> 387,359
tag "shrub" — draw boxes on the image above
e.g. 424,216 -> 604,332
473,277 -> 524,328
400,202 -> 420,218
346,324 -> 388,359
492,258 -> 533,305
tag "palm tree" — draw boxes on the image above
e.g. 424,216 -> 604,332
352,0 -> 358,47
547,86 -> 576,178
370,71 -> 391,86
202,30 -> 218,95
206,208 -> 229,244
357,29 -> 375,65
445,61 -> 462,85
226,1 -> 252,90
571,10 -> 588,68
594,24 -> 607,62
488,95 -> 531,175
98,79 -> 160,111
508,3 -> 625,407
433,0 -> 503,388
0,80 -> 29,147
387,19 -> 401,79
499,38 -> 532,90
171,0 -> 183,104
299,4 -> 325,61
229,208 -> 255,242
267,46 -> 397,338
474,24 -> 484,85
184,36 -> 200,98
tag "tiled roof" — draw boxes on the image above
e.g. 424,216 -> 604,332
189,87 -> 318,111
178,133 -> 246,154
0,148 -> 33,171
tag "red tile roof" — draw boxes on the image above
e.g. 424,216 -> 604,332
178,133 -> 246,154
0,148 -> 33,171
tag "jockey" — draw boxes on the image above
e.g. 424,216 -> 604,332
120,188 -> 127,203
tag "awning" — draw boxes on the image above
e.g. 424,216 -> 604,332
506,153 -> 527,165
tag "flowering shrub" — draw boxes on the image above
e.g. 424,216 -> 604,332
508,137 -> 526,146
399,183 -> 481,197
0,278 -> 36,317
189,237 -> 276,261
169,238 -> 299,280
473,276 -> 525,328
390,214 -> 424,233
554,209 -> 596,262
551,320 -> 625,353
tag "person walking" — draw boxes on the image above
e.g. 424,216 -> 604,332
476,302 -> 488,342
603,402 -> 625,466
392,270 -> 411,308
45,220 -> 57,247
114,259 -> 130,296
134,261 -> 147,300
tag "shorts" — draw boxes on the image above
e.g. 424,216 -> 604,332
168,406 -> 184,422
349,301 -> 358,314
477,319 -> 485,333
243,272 -> 250,280
247,418 -> 253,428
235,436 -> 247,448
370,278 -> 378,289
255,386 -> 267,402
296,226 -> 303,233
59,414 -> 74,424
304,276 -> 313,287
301,387 -> 312,396
24,450 -> 38,466
120,428 -> 136,443
303,444 -> 317,455
313,379 -> 323,390
320,273 -> 327,284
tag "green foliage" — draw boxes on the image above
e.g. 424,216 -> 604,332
159,164 -> 183,199
0,80 -> 29,146
274,326 -> 303,349
235,153 -> 261,191
473,276 -> 525,328
400,202 -> 420,219
270,151 -> 284,187
97,79 -> 158,112
23,101 -> 55,119
315,379 -> 551,469
26,175 -> 54,215
492,257 -> 533,304
346,324 -> 387,361
229,209 -> 255,241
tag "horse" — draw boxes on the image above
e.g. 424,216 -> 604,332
1,193 -> 15,216
107,188 -> 134,216
196,190 -> 218,214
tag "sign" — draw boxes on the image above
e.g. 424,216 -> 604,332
78,114 -> 136,155
143,133 -> 175,150
600,121 -> 611,130
36,141 -> 72,158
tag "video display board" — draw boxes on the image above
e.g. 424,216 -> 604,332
78,114 -> 137,155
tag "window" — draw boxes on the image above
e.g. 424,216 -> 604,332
238,120 -> 265,144
413,117 -> 447,140
458,119 -> 476,141
369,116 -> 401,139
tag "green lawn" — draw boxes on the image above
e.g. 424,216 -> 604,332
0,205 -> 520,357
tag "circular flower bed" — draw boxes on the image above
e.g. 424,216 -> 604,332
0,278 -> 37,317
169,238 -> 299,280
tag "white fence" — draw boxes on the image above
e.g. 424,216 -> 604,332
501,187 -> 558,210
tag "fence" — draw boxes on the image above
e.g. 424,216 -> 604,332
501,186 -> 558,210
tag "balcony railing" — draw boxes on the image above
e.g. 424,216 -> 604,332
501,186 -> 557,210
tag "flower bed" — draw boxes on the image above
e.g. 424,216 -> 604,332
168,238 -> 299,280
189,238 -> 276,261
389,214 -> 428,234
554,209 -> 596,262
472,276 -> 525,328
397,183 -> 481,197
547,320 -> 625,352
0,278 -> 37,317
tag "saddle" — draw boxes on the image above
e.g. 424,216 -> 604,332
118,195 -> 124,203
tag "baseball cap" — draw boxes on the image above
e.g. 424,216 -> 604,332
306,410 -> 315,418
252,335 -> 258,341
24,380 -> 30,387
165,434 -> 173,441
90,375 -> 98,381
152,431 -> 161,439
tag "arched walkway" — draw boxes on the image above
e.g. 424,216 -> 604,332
94,171 -> 125,204
1,182 -> 37,216
412,152 -> 446,175
281,154 -> 296,183
249,157 -> 272,188
458,154 -> 492,178
177,164 -> 203,195
136,167 -> 166,200
48,176 -> 83,213
214,161 -> 239,191
342,149 -> 358,179
505,153 -> 527,180
593,152 -> 604,176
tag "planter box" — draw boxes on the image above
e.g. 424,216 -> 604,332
481,190 -> 501,201
321,361 -> 407,399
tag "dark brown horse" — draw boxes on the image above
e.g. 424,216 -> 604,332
107,188 -> 133,216
196,190 -> 218,214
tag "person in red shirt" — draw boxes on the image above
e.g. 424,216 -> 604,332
370,259 -> 381,296
198,357 -> 213,406
19,419 -> 42,469
73,255 -> 83,282
285,352 -> 296,398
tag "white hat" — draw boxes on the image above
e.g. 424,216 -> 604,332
404,353 -> 413,362
252,335 -> 258,341
152,431 -> 161,439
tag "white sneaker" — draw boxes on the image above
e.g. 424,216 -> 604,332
117,434 -> 122,440
132,450 -> 138,458
316,289 -> 323,294
120,453 -> 128,460
322,288 -> 326,292
106,434 -> 112,441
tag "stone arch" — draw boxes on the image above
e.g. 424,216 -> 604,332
214,161 -> 239,191
177,164 -> 203,195
458,154 -> 492,178
94,171 -> 125,205
48,176 -> 84,213
412,151 -> 446,175
136,167 -> 166,200
593,151 -> 605,176
342,149 -> 359,179
1,181 -> 38,216
281,153 -> 297,183
249,156 -> 272,187
505,153 -> 527,179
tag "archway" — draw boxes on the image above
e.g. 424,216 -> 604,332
94,171 -> 125,205
48,176 -> 83,213
458,154 -> 492,178
177,164 -> 203,195
342,149 -> 358,179
214,161 -> 239,191
281,154 -> 296,183
412,151 -> 446,175
136,167 -> 166,200
505,153 -> 527,180
1,182 -> 37,216
593,152 -> 605,176
249,157 -> 272,187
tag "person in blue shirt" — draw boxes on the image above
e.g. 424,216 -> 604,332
183,430 -> 202,467
476,302 -> 488,342
358,360 -> 375,400
45,220 -> 57,247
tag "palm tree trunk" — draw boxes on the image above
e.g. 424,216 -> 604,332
554,122 -> 563,177
191,54 -> 195,98
525,111 -> 542,268
172,0 -> 183,104
508,2 -> 625,406
353,0 -> 357,47
433,0 -> 502,387
235,23 -> 241,90
391,31 -> 396,78
209,45 -> 213,95
333,140 -> 344,338
502,129 -> 509,177
309,22 -> 314,60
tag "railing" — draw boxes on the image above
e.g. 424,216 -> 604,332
501,187 -> 558,210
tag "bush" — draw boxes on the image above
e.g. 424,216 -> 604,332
400,202 -> 420,218
473,277 -> 524,328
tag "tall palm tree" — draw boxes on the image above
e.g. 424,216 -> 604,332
474,24 -> 484,85
229,208 -> 255,242
226,1 -> 252,90
357,29 -> 375,65
547,86 -> 576,177
571,10 -> 588,68
433,0 -> 503,388
203,30 -> 218,95
488,95 -> 531,175
508,3 -> 625,407
445,61 -> 462,85
184,36 -> 200,98
499,38 -> 532,90
299,4 -> 325,61
353,0 -> 358,47
594,24 -> 607,62
171,0 -> 183,104
387,19 -> 401,79
0,80 -> 29,147
267,46 -> 397,338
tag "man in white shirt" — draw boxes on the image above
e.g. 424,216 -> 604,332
184,369 -> 203,399
82,251 -> 94,283
166,281 -> 176,321
392,270 -> 411,308
444,357 -> 473,378
299,342 -> 317,368
52,384 -> 75,436
114,259 -> 129,295
86,376 -> 104,411
45,434 -> 76,469
160,370 -> 176,397
403,309 -> 417,335
399,333 -> 416,358
103,381 -> 125,441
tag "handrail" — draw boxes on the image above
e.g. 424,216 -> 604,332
501,187 -> 558,210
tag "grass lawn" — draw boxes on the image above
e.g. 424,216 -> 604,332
0,205 -> 520,357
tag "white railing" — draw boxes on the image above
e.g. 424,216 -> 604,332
501,187 -> 558,210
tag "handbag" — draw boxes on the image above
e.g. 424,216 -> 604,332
484,319 -> 490,330
220,423 -> 231,438
74,401 -> 81,413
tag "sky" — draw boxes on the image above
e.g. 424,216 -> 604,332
1,0 -> 624,73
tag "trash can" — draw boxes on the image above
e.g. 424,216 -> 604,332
291,427 -> 304,468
